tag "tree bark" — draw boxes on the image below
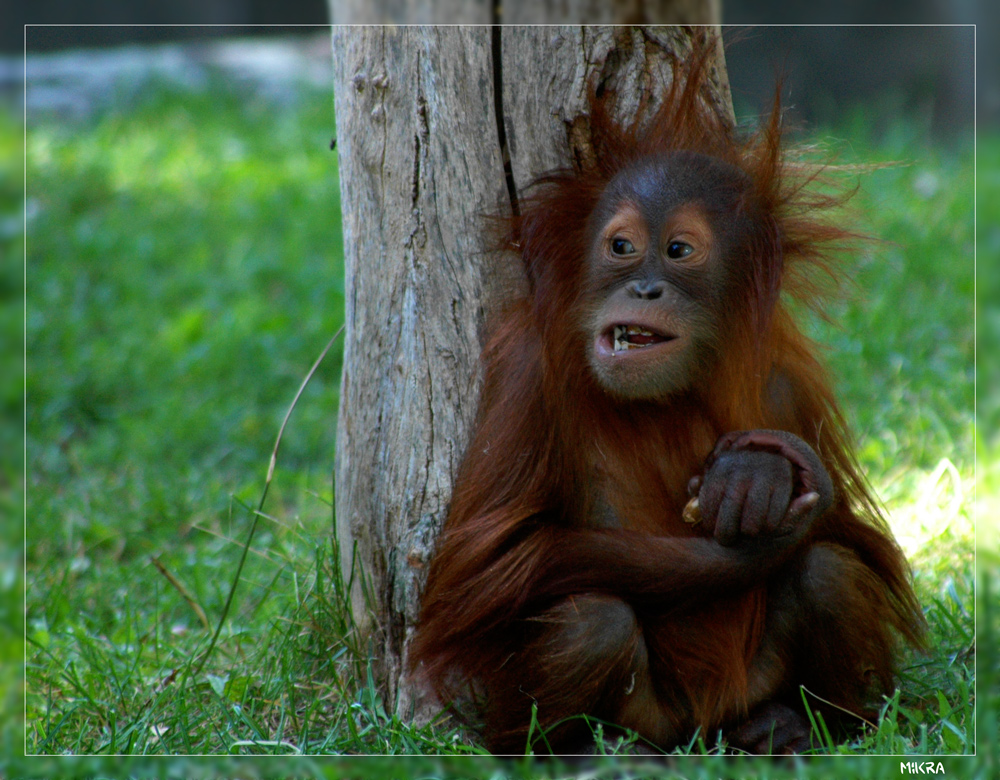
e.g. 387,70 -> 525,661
328,0 -> 720,24
330,26 -> 510,717
329,21 -> 731,722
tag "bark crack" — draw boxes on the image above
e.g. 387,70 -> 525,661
491,25 -> 519,216
411,50 -> 429,211
422,333 -> 434,518
376,27 -> 388,240
404,52 -> 428,261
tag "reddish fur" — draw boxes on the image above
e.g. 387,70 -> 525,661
411,41 -> 924,753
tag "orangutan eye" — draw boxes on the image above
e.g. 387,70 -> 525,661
666,241 -> 694,259
610,238 -> 636,257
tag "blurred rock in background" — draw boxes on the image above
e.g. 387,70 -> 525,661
8,32 -> 332,119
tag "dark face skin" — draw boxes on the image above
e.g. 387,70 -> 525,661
583,151 -> 754,401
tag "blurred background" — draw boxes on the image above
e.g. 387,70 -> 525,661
6,1 -> 993,128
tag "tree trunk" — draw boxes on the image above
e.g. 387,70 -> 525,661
329,21 -> 731,721
328,1 -> 720,24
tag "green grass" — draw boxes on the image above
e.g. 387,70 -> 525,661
11,74 -> 982,772
20,82 -> 360,755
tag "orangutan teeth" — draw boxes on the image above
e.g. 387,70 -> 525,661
613,325 -> 656,352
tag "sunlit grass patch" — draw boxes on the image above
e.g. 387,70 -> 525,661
880,458 -> 973,559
